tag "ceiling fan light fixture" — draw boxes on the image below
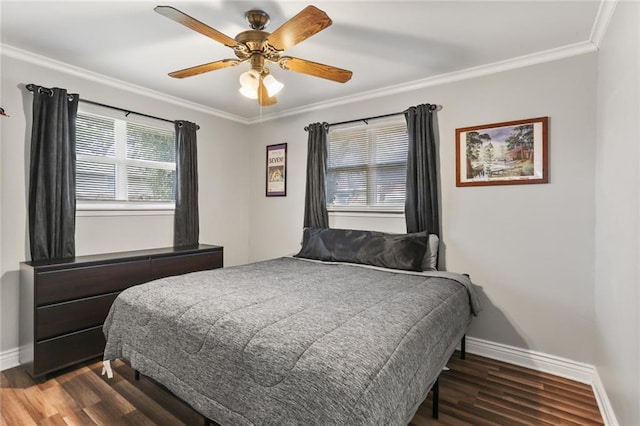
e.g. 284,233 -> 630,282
239,69 -> 260,99
239,69 -> 260,89
239,86 -> 258,99
263,74 -> 284,97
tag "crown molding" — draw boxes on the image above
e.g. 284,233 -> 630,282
590,0 -> 619,47
0,43 -> 247,124
247,40 -> 598,124
1,36 -> 599,127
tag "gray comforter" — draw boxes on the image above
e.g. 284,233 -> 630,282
103,257 -> 479,425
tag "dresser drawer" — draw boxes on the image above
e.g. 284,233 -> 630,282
36,292 -> 120,340
36,259 -> 150,306
151,250 -> 223,280
34,326 -> 105,376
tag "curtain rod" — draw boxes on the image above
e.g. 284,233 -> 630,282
26,84 -> 199,130
304,104 -> 439,131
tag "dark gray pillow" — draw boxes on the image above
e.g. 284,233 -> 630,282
422,234 -> 440,271
294,228 -> 428,272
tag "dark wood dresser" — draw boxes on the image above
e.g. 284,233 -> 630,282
19,244 -> 223,379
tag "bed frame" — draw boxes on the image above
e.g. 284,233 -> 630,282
132,335 -> 467,424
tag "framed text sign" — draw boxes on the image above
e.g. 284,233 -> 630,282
266,143 -> 287,196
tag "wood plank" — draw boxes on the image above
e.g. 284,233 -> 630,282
83,398 -> 136,425
39,380 -> 82,419
457,400 -> 532,425
58,372 -> 102,408
498,384 -> 603,418
472,399 -> 559,425
111,380 -> 186,425
476,392 -> 587,426
121,409 -> 158,425
1,367 -> 33,389
0,389 -> 37,426
17,381 -> 58,419
37,413 -> 68,426
61,409 -> 98,426
485,374 -> 598,409
454,354 -> 593,393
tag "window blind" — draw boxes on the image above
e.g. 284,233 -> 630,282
327,120 -> 408,211
76,114 -> 115,157
75,111 -> 176,204
126,122 -> 175,163
76,160 -> 116,200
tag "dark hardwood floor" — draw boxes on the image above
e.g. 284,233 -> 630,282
1,352 -> 604,425
411,353 -> 604,426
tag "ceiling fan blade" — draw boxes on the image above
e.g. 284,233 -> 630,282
267,5 -> 332,51
168,59 -> 240,79
258,77 -> 277,106
154,6 -> 240,49
279,57 -> 352,83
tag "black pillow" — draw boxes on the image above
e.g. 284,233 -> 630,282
294,228 -> 428,272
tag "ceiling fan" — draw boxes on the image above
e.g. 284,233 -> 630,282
155,5 -> 353,106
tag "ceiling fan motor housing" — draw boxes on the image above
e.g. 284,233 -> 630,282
245,10 -> 270,30
234,29 -> 281,65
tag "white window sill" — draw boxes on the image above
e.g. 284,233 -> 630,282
77,202 -> 175,217
328,210 -> 404,219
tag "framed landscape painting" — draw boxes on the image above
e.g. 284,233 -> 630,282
266,143 -> 287,196
456,117 -> 548,187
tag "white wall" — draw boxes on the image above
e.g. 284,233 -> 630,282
0,49 -> 4,365
594,2 -> 640,425
0,53 -> 251,354
248,54 -> 598,364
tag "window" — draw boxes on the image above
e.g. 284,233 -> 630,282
326,119 -> 408,212
75,105 -> 176,210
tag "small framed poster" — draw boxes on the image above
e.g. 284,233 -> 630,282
266,143 -> 287,196
456,116 -> 548,187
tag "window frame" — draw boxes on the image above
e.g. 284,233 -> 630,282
75,103 -> 176,213
326,117 -> 409,213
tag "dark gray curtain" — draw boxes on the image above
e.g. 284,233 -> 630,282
28,85 -> 79,261
174,120 -> 199,247
404,104 -> 440,235
303,122 -> 329,228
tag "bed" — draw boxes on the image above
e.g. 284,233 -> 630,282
102,228 -> 480,425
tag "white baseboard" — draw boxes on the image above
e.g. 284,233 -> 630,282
0,347 -> 20,371
591,368 -> 620,426
464,336 -> 594,383
462,337 -> 618,426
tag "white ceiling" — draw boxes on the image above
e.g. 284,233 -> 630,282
1,1 -> 604,122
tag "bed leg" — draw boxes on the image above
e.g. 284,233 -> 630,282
432,378 -> 439,419
461,334 -> 466,360
134,370 -> 140,381
204,418 -> 212,426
